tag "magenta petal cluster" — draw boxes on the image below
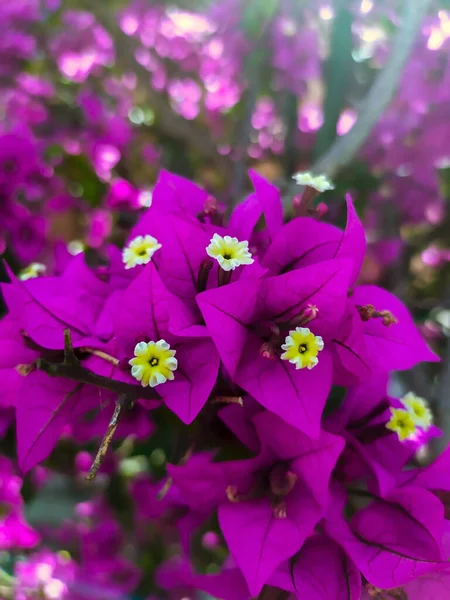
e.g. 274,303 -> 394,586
0,170 -> 445,600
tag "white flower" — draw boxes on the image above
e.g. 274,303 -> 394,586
206,233 -> 254,272
129,340 -> 178,388
292,171 -> 335,193
400,392 -> 433,431
122,235 -> 162,269
18,263 -> 46,281
280,327 -> 324,370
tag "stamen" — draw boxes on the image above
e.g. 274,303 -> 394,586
273,500 -> 287,519
269,466 -> 297,497
283,304 -> 319,328
357,304 -> 398,326
260,342 -> 277,360
311,202 -> 328,219
198,196 -> 223,226
226,485 -> 241,503
260,325 -> 281,359
225,482 -> 263,503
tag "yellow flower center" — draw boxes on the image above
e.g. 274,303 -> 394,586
386,408 -> 417,441
400,392 -> 433,431
18,263 -> 46,281
206,233 -> 254,272
129,340 -> 177,388
280,327 -> 324,370
122,235 -> 162,269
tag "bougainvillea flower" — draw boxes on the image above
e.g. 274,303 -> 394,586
169,410 -> 344,595
325,376 -> 441,496
113,262 -> 220,423
198,258 -> 352,435
260,185 -> 438,378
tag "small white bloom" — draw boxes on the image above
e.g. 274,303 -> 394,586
129,339 -> 177,388
292,171 -> 335,193
67,240 -> 85,256
400,392 -> 433,431
138,189 -> 153,207
280,327 -> 324,370
206,233 -> 254,272
122,234 -> 162,269
18,263 -> 46,281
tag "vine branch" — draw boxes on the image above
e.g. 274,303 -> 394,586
85,393 -> 132,482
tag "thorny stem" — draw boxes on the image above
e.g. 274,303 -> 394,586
85,394 -> 132,482
37,356 -> 159,400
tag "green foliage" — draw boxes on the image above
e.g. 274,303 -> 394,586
242,0 -> 280,39
315,0 -> 354,158
55,154 -> 107,207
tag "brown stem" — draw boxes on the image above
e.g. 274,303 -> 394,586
37,357 -> 159,401
85,394 -> 130,481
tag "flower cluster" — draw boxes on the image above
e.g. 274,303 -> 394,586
0,170 -> 447,599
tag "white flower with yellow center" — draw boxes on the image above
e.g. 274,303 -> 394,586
122,235 -> 162,269
400,392 -> 433,431
18,263 -> 46,281
386,407 -> 417,441
292,171 -> 335,192
280,327 -> 324,370
129,340 -> 177,388
206,233 -> 254,272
